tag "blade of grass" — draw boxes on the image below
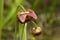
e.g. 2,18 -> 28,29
3,5 -> 17,26
13,10 -> 19,40
14,17 -> 18,40
0,0 -> 4,39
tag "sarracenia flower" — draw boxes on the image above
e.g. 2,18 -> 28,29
17,9 -> 37,23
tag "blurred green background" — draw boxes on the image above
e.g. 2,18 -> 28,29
0,0 -> 60,40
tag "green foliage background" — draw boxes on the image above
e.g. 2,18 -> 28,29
0,0 -> 60,40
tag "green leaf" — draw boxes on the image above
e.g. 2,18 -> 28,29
3,6 -> 17,26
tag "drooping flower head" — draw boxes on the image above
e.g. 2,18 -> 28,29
31,27 -> 42,35
17,9 -> 37,23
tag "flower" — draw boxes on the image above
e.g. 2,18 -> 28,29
31,27 -> 42,35
17,9 -> 37,23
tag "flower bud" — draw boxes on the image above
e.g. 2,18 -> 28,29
31,27 -> 42,35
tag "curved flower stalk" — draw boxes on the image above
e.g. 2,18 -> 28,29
30,21 -> 42,40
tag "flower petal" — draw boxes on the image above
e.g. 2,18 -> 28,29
17,13 -> 26,23
27,9 -> 37,19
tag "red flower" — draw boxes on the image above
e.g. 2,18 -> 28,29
17,9 -> 37,23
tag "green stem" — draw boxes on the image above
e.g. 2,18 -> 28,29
31,21 -> 36,40
19,23 -> 27,40
31,21 -> 39,27
19,23 -> 24,40
20,4 -> 26,11
22,23 -> 27,40
31,34 -> 36,40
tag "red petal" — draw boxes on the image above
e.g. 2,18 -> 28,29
17,13 -> 26,23
27,9 -> 37,19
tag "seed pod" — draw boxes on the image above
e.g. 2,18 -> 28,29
31,27 -> 42,35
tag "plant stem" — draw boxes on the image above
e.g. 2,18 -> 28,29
31,34 -> 36,40
31,21 -> 39,27
19,23 -> 24,40
20,4 -> 26,12
22,23 -> 27,40
19,23 -> 27,40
